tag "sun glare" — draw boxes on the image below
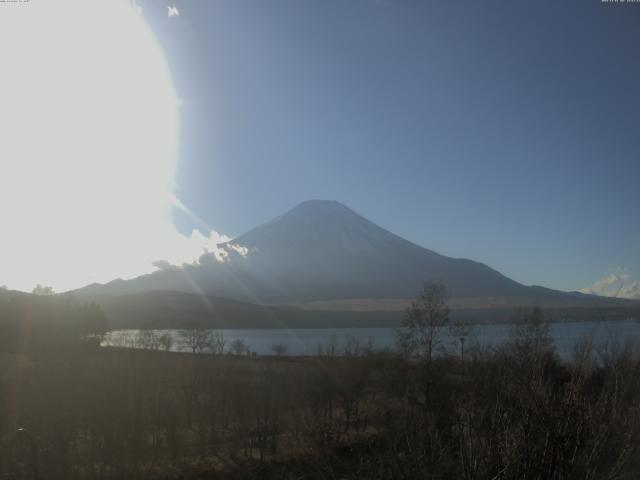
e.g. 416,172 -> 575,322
0,0 -> 189,291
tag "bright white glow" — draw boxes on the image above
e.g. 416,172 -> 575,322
0,0 -> 224,292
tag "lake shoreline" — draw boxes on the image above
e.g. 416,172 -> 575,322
103,319 -> 640,359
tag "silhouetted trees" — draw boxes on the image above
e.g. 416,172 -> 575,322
396,281 -> 450,361
2,297 -> 640,479
158,332 -> 173,352
207,331 -> 226,355
179,327 -> 210,353
0,294 -> 108,351
178,328 -> 227,354
271,343 -> 288,356
31,284 -> 55,296
230,338 -> 250,355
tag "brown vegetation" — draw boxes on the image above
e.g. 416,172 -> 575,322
1,288 -> 639,479
1,314 -> 640,479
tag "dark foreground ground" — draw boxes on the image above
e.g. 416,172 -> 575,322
2,333 -> 640,480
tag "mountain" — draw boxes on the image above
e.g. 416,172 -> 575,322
218,199 -> 534,301
75,200 -> 607,306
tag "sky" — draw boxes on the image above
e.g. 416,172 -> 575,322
0,0 -> 637,296
139,0 -> 640,296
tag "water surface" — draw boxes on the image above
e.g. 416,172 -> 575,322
103,319 -> 640,358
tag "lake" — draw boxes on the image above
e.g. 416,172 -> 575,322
103,318 -> 640,358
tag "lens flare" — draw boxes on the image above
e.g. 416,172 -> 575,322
0,0 -> 186,291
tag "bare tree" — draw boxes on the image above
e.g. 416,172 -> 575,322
396,281 -> 450,362
159,333 -> 173,352
230,338 -> 249,355
207,331 -> 226,355
179,328 -> 210,353
137,330 -> 161,350
507,306 -> 554,365
317,335 -> 338,357
343,335 -> 362,357
31,284 -> 55,296
449,319 -> 473,361
271,343 -> 288,356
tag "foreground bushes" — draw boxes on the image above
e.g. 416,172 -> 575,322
1,333 -> 640,479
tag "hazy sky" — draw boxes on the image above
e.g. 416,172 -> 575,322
140,0 -> 639,294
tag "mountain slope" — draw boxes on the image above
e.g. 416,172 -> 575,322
216,200 -> 530,301
75,200 -> 599,305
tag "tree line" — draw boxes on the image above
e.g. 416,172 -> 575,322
0,283 -> 639,478
0,294 -> 108,351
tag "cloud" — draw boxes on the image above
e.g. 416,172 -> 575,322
151,260 -> 174,271
223,243 -> 250,258
579,268 -> 640,299
150,229 -> 251,271
152,229 -> 233,267
167,5 -> 179,18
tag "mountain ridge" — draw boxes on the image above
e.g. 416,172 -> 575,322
73,199 -> 601,306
